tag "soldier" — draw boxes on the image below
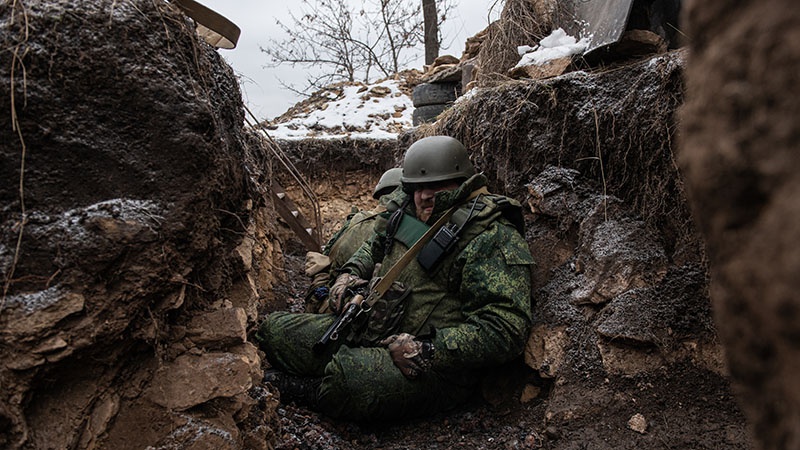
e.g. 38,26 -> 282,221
303,167 -> 402,313
255,136 -> 534,421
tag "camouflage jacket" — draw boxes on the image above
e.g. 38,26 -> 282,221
323,206 -> 385,272
305,196 -> 393,313
342,174 -> 534,373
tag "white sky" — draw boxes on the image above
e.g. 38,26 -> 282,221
199,0 -> 503,121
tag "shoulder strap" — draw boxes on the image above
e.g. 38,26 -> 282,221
361,187 -> 487,308
392,214 -> 429,248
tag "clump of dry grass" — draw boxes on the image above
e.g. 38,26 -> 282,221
4,0 -> 31,307
475,0 -> 554,87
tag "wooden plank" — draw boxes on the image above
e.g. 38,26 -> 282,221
270,182 -> 321,252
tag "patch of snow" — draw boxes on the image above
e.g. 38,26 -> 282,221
514,28 -> 590,68
455,87 -> 481,104
47,199 -> 165,236
81,199 -> 165,222
22,199 -> 167,250
267,79 -> 414,141
145,415 -> 234,450
5,285 -> 65,314
0,243 -> 11,275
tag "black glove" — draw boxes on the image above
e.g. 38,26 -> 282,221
380,333 -> 435,379
303,271 -> 331,313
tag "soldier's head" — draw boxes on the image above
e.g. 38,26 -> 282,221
401,136 -> 475,222
373,167 -> 403,199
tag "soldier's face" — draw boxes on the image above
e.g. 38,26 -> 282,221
414,180 -> 459,222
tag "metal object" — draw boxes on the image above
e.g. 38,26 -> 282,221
557,0 -> 635,55
172,0 -> 241,49
244,106 -> 323,253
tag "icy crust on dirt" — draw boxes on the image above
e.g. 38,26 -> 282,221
40,198 -> 166,234
266,79 -> 413,140
2,285 -> 73,315
146,415 -> 236,450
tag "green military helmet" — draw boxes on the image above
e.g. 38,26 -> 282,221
401,136 -> 475,185
373,167 -> 403,199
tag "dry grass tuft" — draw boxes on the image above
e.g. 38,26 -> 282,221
4,0 -> 31,308
475,0 -> 554,86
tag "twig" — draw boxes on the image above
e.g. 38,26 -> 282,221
592,104 -> 608,221
3,1 -> 31,313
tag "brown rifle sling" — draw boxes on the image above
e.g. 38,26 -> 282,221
361,186 -> 488,309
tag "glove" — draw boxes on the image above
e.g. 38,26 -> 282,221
329,272 -> 368,313
380,333 -> 435,379
304,251 -> 331,276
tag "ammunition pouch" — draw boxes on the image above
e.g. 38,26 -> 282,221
354,279 -> 411,345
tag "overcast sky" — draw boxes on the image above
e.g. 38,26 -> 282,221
200,0 -> 503,120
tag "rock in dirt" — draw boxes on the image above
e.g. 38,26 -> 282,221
1,1 -> 281,449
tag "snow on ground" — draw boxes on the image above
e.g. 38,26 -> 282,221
264,78 -> 414,141
259,29 -> 590,142
514,28 -> 590,68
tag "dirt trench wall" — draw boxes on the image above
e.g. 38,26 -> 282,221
406,44 -> 754,446
679,0 -> 800,448
412,49 -> 696,262
274,138 -> 402,241
0,2 -> 280,449
275,138 -> 400,181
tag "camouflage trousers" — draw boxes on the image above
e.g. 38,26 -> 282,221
255,311 -> 476,422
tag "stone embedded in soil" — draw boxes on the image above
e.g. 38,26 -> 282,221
627,413 -> 648,434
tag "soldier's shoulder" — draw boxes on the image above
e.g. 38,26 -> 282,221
468,221 -> 534,266
472,194 -> 525,235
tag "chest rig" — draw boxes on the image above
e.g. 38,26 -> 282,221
383,193 -> 525,273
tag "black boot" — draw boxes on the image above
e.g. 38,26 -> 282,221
263,369 -> 322,407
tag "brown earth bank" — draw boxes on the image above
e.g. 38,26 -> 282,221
678,0 -> 800,448
1,2 -> 281,449
3,0 -> 794,449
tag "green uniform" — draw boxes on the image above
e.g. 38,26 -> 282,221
256,174 -> 534,421
324,206 -> 385,270
304,195 -> 394,313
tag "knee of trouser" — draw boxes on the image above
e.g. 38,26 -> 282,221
318,346 -> 410,420
316,348 -> 375,419
252,311 -> 288,349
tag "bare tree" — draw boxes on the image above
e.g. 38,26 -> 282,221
260,0 -> 362,93
371,0 -> 422,74
262,0 -> 453,95
422,0 -> 439,65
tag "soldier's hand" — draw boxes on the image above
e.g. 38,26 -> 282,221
329,273 -> 367,312
304,251 -> 331,276
380,333 -> 435,379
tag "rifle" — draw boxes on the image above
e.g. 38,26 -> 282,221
312,188 -> 486,354
313,288 -> 366,353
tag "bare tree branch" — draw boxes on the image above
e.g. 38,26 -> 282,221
261,0 -> 453,95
